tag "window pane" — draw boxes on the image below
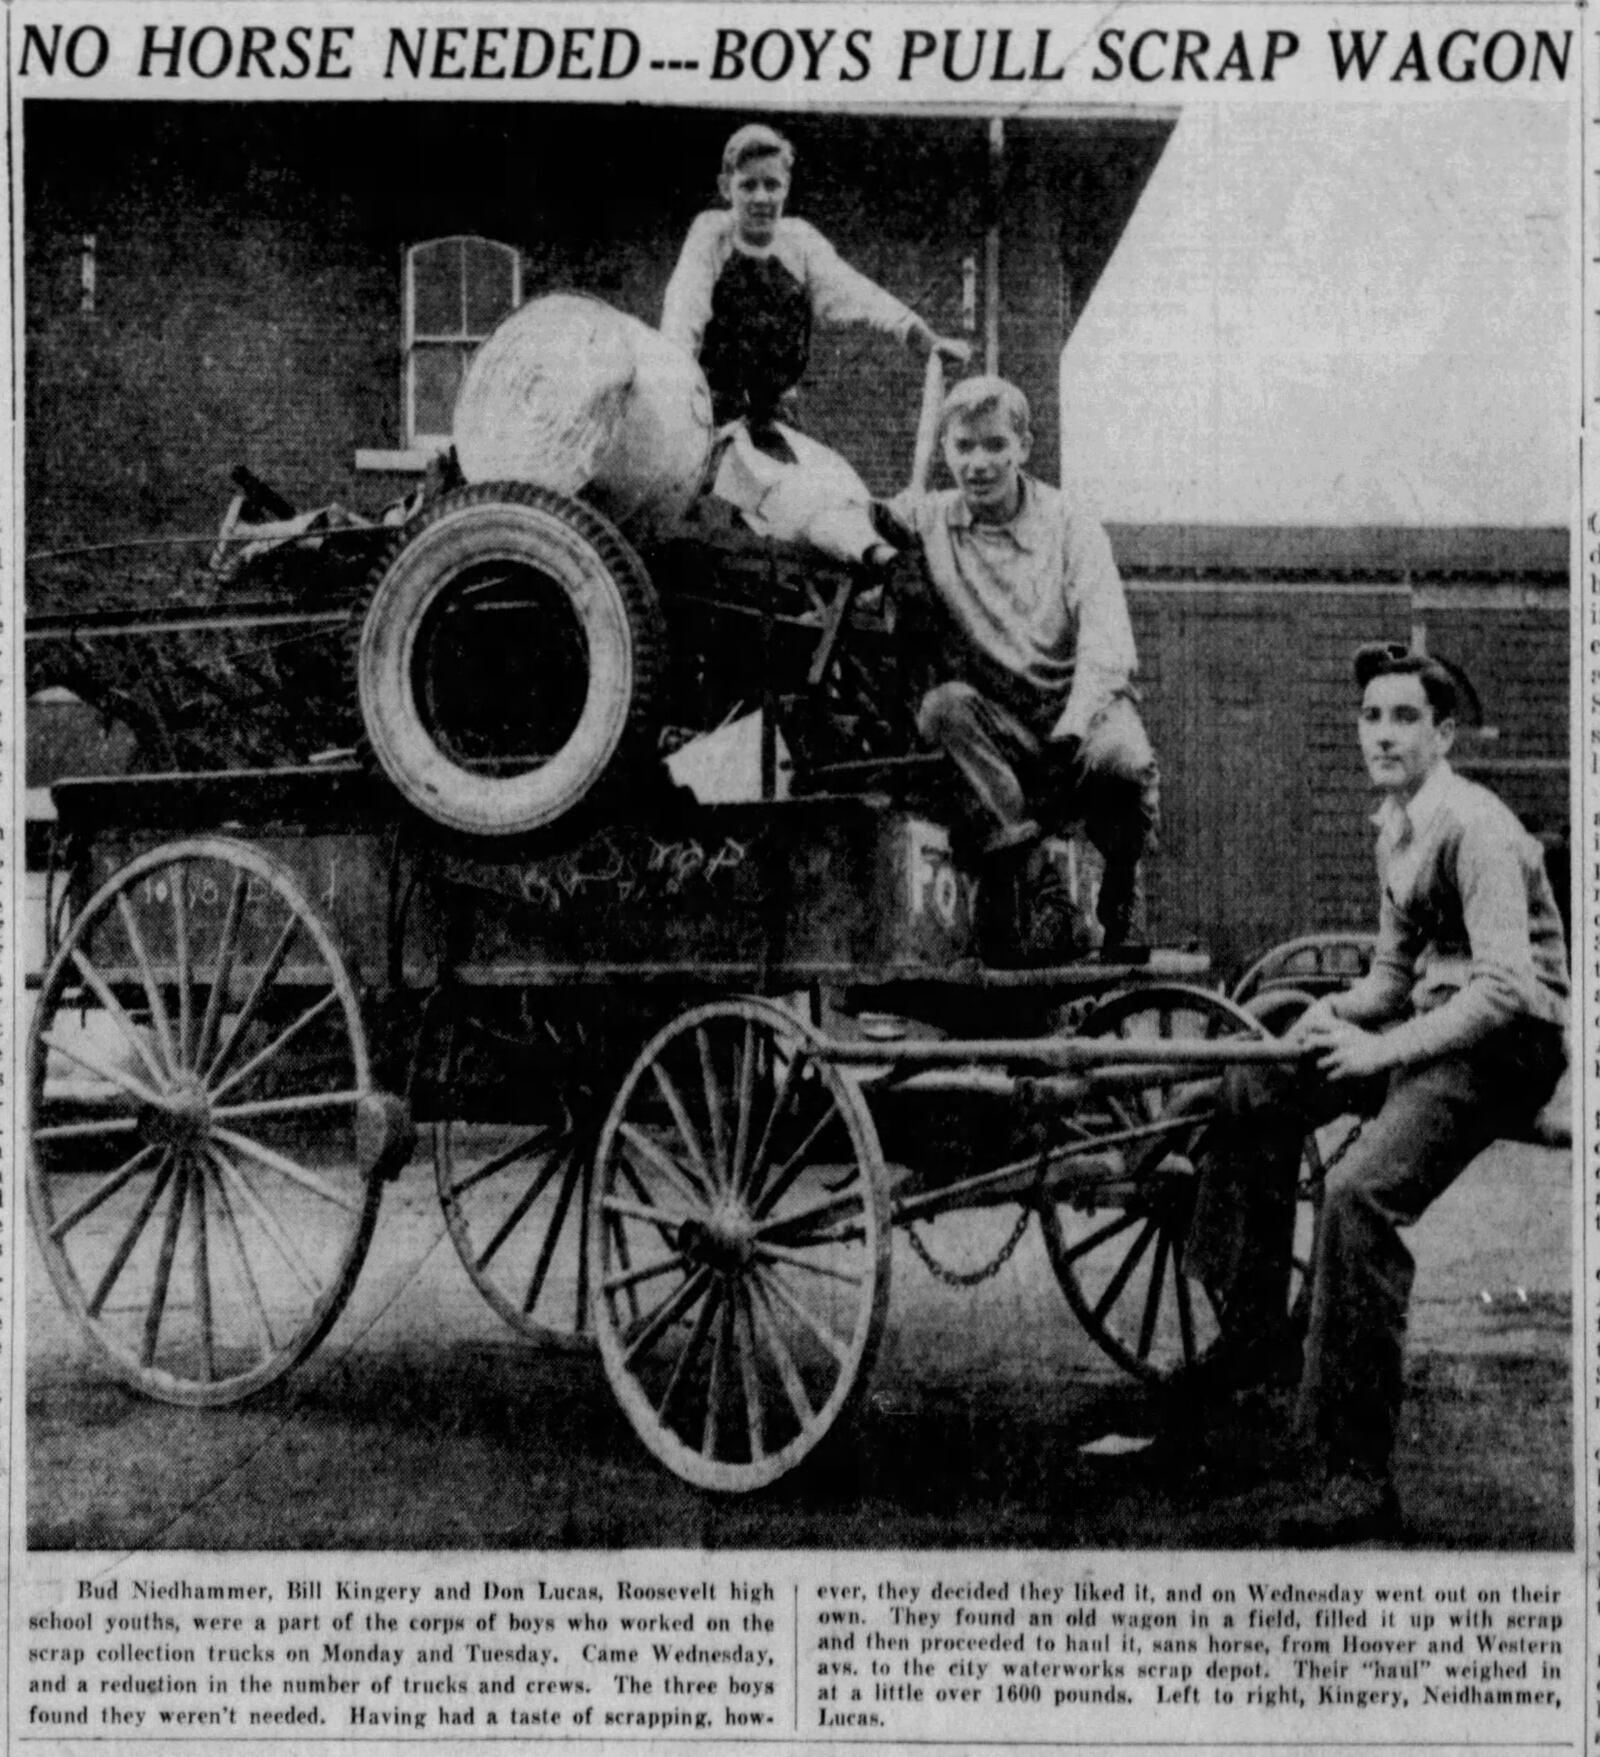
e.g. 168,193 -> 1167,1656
412,239 -> 464,337
412,343 -> 470,439
464,238 -> 518,334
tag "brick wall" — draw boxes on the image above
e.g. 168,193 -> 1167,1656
1299,589 -> 1415,935
24,102 -> 1567,971
1124,570 -> 1565,973
26,103 -> 1033,568
26,104 -> 403,562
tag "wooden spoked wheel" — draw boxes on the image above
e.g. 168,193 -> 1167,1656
1037,984 -> 1268,1382
1230,934 -> 1376,1010
591,999 -> 890,1493
27,839 -> 383,1405
435,1014 -> 625,1348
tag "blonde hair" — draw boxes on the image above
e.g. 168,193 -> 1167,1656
720,123 -> 795,179
938,375 -> 1031,442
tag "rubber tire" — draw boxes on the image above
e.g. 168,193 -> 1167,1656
356,483 -> 665,839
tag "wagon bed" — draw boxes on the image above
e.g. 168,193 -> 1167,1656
31,751 -> 1323,1487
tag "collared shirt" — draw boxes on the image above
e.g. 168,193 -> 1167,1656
660,212 -> 918,362
887,475 -> 1137,740
1337,761 -> 1568,1064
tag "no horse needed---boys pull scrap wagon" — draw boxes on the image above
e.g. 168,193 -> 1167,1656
26,299 -> 1332,1494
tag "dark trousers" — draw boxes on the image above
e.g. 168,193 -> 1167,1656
916,680 -> 1160,906
1189,1019 -> 1565,1473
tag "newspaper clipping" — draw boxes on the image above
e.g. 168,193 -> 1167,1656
4,0 -> 1589,1752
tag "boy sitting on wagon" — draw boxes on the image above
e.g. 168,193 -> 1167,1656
1187,643 -> 1569,1543
878,375 -> 1160,956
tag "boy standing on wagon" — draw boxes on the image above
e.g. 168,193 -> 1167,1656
661,122 -> 967,437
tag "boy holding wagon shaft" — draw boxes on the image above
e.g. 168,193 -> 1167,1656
1189,643 -> 1569,1543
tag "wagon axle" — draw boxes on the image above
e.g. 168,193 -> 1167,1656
137,1076 -> 212,1151
675,1204 -> 760,1274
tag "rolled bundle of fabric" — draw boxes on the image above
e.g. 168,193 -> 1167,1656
711,422 -> 880,567
453,293 -> 715,532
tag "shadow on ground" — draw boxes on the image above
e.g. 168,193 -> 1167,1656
29,1336 -> 1569,1553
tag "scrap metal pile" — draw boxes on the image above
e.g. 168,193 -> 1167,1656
26,476 -> 399,773
26,481 -> 919,788
25,293 -> 925,797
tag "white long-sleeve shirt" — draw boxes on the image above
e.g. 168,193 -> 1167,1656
660,211 -> 919,362
887,475 -> 1138,741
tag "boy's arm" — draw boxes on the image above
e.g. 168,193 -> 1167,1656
660,212 -> 725,359
871,488 -> 931,595
873,488 -> 918,546
1046,516 -> 1137,742
1329,883 -> 1416,1025
1368,822 -> 1543,1065
798,221 -> 924,344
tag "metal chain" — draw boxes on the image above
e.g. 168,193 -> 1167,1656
907,1204 -> 1032,1288
906,1107 -> 1362,1292
905,1129 -> 1049,1289
1325,1117 -> 1366,1172
1306,1115 -> 1366,1192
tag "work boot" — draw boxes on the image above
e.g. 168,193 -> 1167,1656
972,858 -> 1026,964
1173,1330 -> 1304,1402
1014,867 -> 1097,967
979,836 -> 1094,967
1275,1467 -> 1401,1546
970,820 -> 1039,960
1097,862 -> 1141,950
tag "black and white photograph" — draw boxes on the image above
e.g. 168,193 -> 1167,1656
18,63 -> 1575,1584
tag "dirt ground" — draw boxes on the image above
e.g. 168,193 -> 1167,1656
26,1138 -> 1572,1552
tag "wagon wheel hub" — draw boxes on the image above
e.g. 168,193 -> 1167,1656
677,1202 -> 756,1273
142,1074 -> 213,1150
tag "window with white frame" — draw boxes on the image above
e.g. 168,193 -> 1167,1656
404,236 -> 522,449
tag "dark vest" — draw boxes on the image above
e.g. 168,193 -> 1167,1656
700,249 -> 812,427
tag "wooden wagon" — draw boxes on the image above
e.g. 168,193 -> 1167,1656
27,349 -> 1337,1494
